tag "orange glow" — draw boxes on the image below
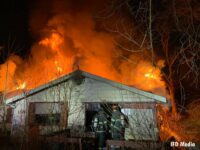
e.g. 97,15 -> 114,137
0,1 -> 191,142
0,4 -> 181,142
55,61 -> 63,73
57,67 -> 63,73
0,13 -> 166,98
39,32 -> 64,51
160,125 -> 181,141
16,82 -> 27,90
145,73 -> 155,79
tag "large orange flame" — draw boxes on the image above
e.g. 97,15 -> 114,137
0,30 -> 166,96
0,5 -> 166,99
16,82 -> 27,90
0,0 -> 198,143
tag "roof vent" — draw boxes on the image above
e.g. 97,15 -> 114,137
72,70 -> 85,85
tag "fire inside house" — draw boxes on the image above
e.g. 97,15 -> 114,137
1,0 -> 200,149
5,70 -> 166,142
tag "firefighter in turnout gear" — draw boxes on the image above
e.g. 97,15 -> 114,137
110,104 -> 127,150
92,108 -> 108,150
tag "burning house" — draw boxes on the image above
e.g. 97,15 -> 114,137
5,70 -> 166,141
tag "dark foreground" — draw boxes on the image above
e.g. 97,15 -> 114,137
0,135 -> 199,150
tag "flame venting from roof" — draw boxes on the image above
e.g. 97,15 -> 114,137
0,0 -> 166,98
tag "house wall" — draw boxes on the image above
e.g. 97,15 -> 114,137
10,77 -> 159,139
0,107 -> 5,123
122,108 -> 158,140
81,78 -> 156,103
0,105 -> 13,132
11,99 -> 27,136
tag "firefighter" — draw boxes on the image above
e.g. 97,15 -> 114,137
92,108 -> 108,150
110,104 -> 127,150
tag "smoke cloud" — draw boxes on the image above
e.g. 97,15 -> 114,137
0,0 -> 166,96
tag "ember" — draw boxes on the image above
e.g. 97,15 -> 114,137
16,82 -> 27,90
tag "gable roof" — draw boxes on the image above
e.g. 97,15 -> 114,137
5,70 -> 166,104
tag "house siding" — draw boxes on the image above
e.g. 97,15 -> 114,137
9,73 -> 164,140
11,99 -> 26,136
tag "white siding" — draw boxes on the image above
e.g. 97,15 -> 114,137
10,76 -> 159,139
122,108 -> 158,140
35,103 -> 60,114
11,99 -> 27,136
68,102 -> 85,127
80,78 -> 154,103
0,107 -> 5,123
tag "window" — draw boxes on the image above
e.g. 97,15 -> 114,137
35,114 -> 60,125
121,108 -> 155,140
29,102 -> 61,126
85,103 -> 112,132
85,103 -> 99,131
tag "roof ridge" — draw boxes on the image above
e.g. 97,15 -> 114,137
5,69 -> 166,104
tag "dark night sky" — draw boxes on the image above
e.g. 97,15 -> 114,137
0,0 -> 32,63
0,0 -> 106,63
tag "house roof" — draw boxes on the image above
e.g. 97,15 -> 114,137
5,70 -> 166,104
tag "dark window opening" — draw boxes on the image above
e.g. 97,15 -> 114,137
85,103 -> 112,132
6,107 -> 13,123
35,114 -> 60,125
100,103 -> 113,117
85,103 -> 99,132
29,102 -> 61,126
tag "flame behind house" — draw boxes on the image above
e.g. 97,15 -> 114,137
0,0 -> 166,97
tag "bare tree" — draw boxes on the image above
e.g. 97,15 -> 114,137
0,36 -> 22,134
101,0 -> 200,115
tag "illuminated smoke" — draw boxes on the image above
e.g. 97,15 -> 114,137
0,0 -> 166,97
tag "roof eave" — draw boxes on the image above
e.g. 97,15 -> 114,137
6,70 -> 167,104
